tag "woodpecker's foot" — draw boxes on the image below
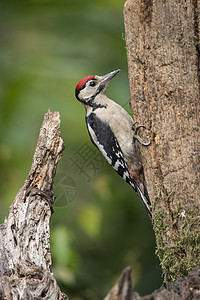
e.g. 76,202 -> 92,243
25,187 -> 55,213
132,122 -> 151,146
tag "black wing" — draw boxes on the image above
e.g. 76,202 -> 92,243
86,113 -> 133,184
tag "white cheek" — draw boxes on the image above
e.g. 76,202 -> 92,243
79,87 -> 98,100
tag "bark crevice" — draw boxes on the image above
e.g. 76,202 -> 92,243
0,110 -> 67,300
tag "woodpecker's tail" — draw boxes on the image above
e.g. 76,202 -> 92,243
136,185 -> 152,219
130,181 -> 152,219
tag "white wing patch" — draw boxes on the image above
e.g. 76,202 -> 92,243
123,170 -> 130,181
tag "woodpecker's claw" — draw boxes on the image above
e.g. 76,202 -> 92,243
132,122 -> 146,134
132,122 -> 151,146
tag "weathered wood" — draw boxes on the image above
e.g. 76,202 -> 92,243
124,0 -> 200,282
104,264 -> 200,300
104,267 -> 133,300
0,110 -> 67,299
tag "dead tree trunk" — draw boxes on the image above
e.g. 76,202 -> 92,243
0,110 -> 67,299
123,0 -> 200,282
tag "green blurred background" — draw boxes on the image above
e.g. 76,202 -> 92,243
0,0 -> 162,299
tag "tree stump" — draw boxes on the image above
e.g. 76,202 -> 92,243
0,110 -> 67,299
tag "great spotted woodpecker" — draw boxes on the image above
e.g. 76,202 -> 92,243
75,69 -> 152,219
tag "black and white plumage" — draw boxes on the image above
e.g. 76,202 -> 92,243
75,69 -> 152,219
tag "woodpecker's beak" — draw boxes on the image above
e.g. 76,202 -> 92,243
101,69 -> 121,85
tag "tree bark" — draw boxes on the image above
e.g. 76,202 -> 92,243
123,0 -> 200,283
0,110 -> 67,299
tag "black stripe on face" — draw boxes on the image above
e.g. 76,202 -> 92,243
75,88 -> 80,100
88,84 -> 104,101
84,85 -> 106,109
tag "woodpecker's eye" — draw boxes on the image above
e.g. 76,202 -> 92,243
89,81 -> 97,87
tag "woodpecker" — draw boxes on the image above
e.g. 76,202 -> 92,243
75,69 -> 152,219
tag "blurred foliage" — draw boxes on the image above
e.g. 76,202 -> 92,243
0,0 -> 162,299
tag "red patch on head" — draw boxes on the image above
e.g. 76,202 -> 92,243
76,75 -> 95,91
